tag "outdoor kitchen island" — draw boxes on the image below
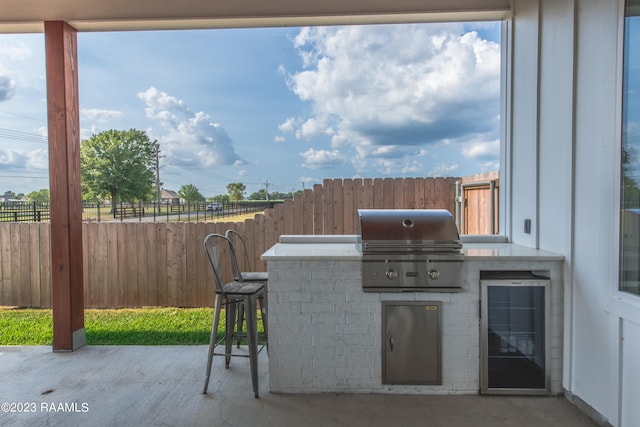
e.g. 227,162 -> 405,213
261,235 -> 564,395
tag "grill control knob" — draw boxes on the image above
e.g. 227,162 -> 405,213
428,269 -> 440,280
386,269 -> 398,280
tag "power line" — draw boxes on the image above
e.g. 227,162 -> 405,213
0,110 -> 46,123
0,175 -> 48,179
0,163 -> 47,170
0,127 -> 48,144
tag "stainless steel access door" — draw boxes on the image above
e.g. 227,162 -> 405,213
382,301 -> 442,385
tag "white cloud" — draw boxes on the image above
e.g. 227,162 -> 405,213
274,135 -> 286,143
278,117 -> 296,133
0,149 -> 27,167
480,160 -> 500,171
81,108 -> 124,123
401,161 -> 424,174
137,86 -> 244,168
299,176 -> 320,188
365,157 -> 427,175
461,139 -> 500,160
295,118 -> 328,139
0,40 -> 32,61
299,148 -> 346,169
0,147 -> 48,171
26,148 -> 49,170
138,86 -> 190,127
283,23 -> 501,175
0,74 -> 15,101
0,36 -> 43,102
371,158 -> 401,175
428,163 -> 459,177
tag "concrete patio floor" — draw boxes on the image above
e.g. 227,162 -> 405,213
0,345 -> 599,427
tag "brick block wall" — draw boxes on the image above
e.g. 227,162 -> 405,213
267,257 -> 564,395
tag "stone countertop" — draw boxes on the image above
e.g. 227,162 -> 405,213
261,235 -> 362,260
462,243 -> 564,261
261,235 -> 564,261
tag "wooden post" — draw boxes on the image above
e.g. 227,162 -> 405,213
45,21 -> 85,351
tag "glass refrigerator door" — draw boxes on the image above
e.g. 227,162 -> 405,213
481,280 -> 549,394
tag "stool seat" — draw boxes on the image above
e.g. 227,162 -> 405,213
221,281 -> 264,294
202,233 -> 267,398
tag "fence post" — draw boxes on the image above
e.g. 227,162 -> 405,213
33,201 -> 37,222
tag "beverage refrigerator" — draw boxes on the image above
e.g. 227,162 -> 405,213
480,271 -> 550,395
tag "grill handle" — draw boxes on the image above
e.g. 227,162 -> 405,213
363,242 -> 462,251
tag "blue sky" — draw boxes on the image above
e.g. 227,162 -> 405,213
0,22 -> 502,198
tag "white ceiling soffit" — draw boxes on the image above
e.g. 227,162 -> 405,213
0,0 -> 511,33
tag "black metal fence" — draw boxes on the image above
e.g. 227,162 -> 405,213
0,201 -> 51,222
0,200 -> 280,223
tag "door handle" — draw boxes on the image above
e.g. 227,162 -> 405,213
389,335 -> 394,352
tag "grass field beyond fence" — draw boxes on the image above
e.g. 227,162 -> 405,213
0,307 -> 264,346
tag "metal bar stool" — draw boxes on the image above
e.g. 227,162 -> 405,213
225,229 -> 269,349
202,233 -> 267,398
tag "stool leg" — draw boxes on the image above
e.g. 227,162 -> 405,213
236,303 -> 245,348
203,294 -> 223,394
245,295 -> 259,398
225,300 -> 237,368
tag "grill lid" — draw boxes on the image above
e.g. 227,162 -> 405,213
358,209 -> 461,253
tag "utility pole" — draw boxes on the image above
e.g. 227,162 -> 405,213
264,180 -> 270,201
154,140 -> 163,214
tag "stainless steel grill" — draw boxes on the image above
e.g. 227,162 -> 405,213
359,209 -> 464,292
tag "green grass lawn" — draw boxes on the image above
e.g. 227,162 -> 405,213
0,307 -> 263,346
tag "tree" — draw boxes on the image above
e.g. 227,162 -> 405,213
208,194 -> 229,203
622,146 -> 640,208
248,189 -> 303,200
28,189 -> 50,204
80,129 -> 156,211
226,182 -> 246,201
178,184 -> 205,202
248,189 -> 268,200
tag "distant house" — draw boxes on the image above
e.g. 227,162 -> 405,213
0,195 -> 28,206
160,189 -> 180,205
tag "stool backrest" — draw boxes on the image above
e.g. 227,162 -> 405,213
225,229 -> 252,280
203,233 -> 233,294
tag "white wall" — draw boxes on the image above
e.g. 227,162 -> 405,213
620,319 -> 640,426
512,0 -> 640,425
510,0 -> 540,248
571,0 -> 620,420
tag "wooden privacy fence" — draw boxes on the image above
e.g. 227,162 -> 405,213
1,177 -> 464,308
459,171 -> 500,235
